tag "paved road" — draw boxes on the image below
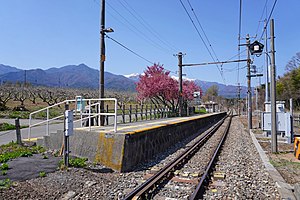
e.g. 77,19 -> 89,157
0,119 -> 66,145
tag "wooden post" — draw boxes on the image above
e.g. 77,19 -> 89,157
106,104 -> 109,125
122,103 -> 125,123
129,105 -> 132,123
141,104 -> 144,120
145,105 -> 148,120
135,104 -> 138,122
15,118 -> 22,145
150,104 -> 152,120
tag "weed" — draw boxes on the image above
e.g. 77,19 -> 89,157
0,163 -> 9,170
39,171 -> 46,177
58,157 -> 88,169
42,155 -> 48,159
0,142 -> 45,163
0,179 -> 11,189
1,170 -> 7,175
69,157 -> 88,168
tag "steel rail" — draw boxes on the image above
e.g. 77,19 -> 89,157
123,114 -> 229,200
190,112 -> 233,200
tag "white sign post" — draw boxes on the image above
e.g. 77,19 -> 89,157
65,110 -> 74,136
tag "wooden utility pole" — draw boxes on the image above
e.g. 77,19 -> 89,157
246,34 -> 252,130
177,52 -> 183,117
99,0 -> 105,125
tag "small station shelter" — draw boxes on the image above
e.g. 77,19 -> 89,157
203,101 -> 219,113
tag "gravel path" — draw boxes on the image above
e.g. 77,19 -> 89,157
204,116 -> 280,199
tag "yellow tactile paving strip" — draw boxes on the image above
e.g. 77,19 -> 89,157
76,113 -> 215,135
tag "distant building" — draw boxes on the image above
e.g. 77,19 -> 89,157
203,101 -> 218,113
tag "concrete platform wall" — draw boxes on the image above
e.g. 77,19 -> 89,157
38,112 -> 226,172
121,113 -> 226,171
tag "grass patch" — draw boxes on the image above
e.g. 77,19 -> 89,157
0,142 -> 45,163
0,123 -> 27,131
270,159 -> 300,169
8,111 -> 30,119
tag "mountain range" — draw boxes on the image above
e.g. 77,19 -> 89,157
0,63 -> 248,97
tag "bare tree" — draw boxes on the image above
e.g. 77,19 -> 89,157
0,85 -> 14,110
286,52 -> 300,72
13,86 -> 29,110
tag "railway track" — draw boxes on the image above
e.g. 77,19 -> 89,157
123,112 -> 233,200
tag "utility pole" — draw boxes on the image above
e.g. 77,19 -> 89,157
237,83 -> 241,116
270,19 -> 277,153
246,34 -> 252,130
99,0 -> 105,126
264,20 -> 269,103
24,70 -> 27,86
177,52 -> 183,117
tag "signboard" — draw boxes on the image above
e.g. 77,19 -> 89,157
65,110 -> 74,136
193,91 -> 201,98
76,96 -> 84,112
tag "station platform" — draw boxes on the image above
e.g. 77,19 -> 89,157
76,113 -> 218,134
38,112 -> 227,172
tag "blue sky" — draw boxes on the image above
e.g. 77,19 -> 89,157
0,0 -> 299,87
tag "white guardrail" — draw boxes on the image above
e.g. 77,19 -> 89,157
28,98 -> 118,140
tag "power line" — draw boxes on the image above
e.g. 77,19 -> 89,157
105,35 -> 154,65
259,0 -> 278,41
237,0 -> 242,84
118,0 -> 179,53
186,0 -> 220,63
178,0 -> 225,84
93,0 -> 171,54
255,0 -> 269,36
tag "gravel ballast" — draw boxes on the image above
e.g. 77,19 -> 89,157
0,116 -> 284,199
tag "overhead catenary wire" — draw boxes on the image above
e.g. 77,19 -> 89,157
255,0 -> 269,37
237,0 -> 242,84
259,0 -> 278,42
117,0 -> 179,53
179,0 -> 226,84
105,35 -> 154,65
93,0 -> 171,55
186,0 -> 220,63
